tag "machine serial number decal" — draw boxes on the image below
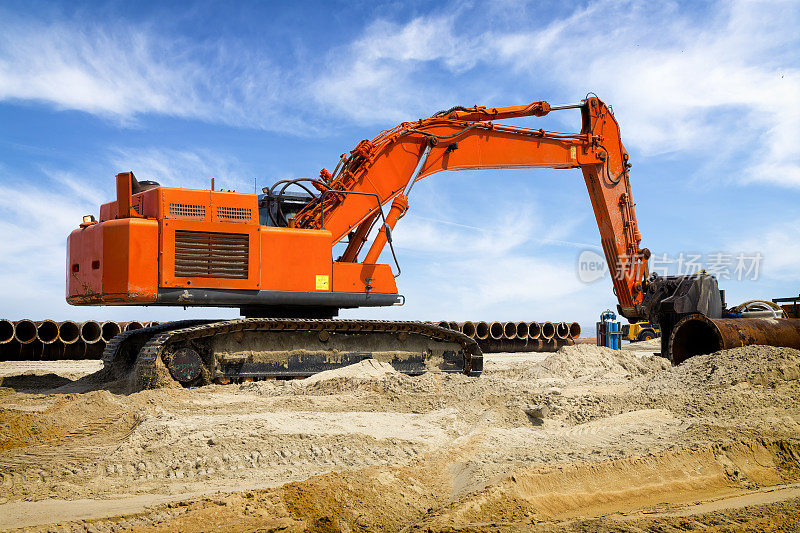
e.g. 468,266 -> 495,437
315,275 -> 330,291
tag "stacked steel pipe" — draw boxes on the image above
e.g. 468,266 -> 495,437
0,319 -> 159,361
438,320 -> 582,353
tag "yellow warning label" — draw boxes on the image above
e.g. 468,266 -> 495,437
315,275 -> 329,291
570,146 -> 577,160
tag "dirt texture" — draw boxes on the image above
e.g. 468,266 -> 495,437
1,341 -> 799,531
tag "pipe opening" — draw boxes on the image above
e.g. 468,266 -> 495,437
59,321 -> 80,344
569,322 -> 582,338
15,320 -> 37,343
476,322 -> 489,340
670,317 -> 722,365
125,321 -> 144,332
461,322 -> 476,338
490,322 -> 504,340
448,321 -> 460,331
37,320 -> 59,344
528,322 -> 541,340
541,322 -> 555,340
102,321 -> 122,342
81,321 -> 102,343
437,321 -> 450,329
0,319 -> 14,343
556,322 -> 569,339
515,322 -> 528,340
503,322 -> 516,339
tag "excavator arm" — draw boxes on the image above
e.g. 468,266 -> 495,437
291,97 -> 650,320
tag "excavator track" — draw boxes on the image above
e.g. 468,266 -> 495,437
103,319 -> 482,390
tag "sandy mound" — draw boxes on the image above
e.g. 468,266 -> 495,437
300,358 -> 398,385
526,343 -> 670,384
651,345 -> 800,389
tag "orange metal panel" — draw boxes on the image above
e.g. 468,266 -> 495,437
332,262 -> 397,294
66,219 -> 158,304
259,227 -> 333,292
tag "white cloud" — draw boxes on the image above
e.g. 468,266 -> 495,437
731,218 -> 800,281
312,1 -> 799,187
0,13 -> 302,132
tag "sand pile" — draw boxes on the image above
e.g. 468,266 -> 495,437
525,343 -> 670,384
650,345 -> 800,390
300,358 -> 398,385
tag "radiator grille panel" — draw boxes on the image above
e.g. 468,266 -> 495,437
169,203 -> 206,219
174,231 -> 249,279
216,206 -> 251,222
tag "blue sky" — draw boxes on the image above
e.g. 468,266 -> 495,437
0,0 -> 798,330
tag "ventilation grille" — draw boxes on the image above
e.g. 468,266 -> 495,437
169,203 -> 206,219
174,231 -> 249,279
216,206 -> 252,222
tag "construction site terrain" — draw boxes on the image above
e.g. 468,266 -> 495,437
1,340 -> 800,531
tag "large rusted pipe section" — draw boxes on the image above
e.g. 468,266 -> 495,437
670,314 -> 800,365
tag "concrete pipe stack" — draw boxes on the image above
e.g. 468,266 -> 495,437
443,320 -> 582,353
0,319 -> 154,361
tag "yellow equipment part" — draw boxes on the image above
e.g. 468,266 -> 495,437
622,321 -> 661,342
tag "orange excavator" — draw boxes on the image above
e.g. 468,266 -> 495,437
67,96 -> 723,388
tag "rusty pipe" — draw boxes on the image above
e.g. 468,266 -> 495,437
437,320 -> 450,329
569,322 -> 582,339
36,320 -> 59,344
0,319 -> 14,344
527,322 -> 541,340
80,320 -> 102,344
670,314 -> 800,365
101,321 -> 121,342
59,321 -> 81,344
14,319 -> 37,344
490,321 -> 504,340
461,321 -> 476,338
541,321 -> 555,340
515,321 -> 529,340
124,321 -> 144,332
476,321 -> 489,340
448,321 -> 460,331
556,322 -> 569,340
146,321 -> 160,327
503,322 -> 517,339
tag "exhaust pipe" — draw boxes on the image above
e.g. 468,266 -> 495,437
670,314 -> 800,365
59,321 -> 81,344
101,321 -> 121,342
14,319 -> 37,344
527,322 -> 541,340
0,319 -> 15,344
124,321 -> 144,332
81,320 -> 103,344
569,322 -> 582,339
36,320 -> 59,344
475,321 -> 490,340
461,321 -> 476,338
503,322 -> 517,339
515,321 -> 529,340
489,321 -> 504,340
541,321 -> 555,340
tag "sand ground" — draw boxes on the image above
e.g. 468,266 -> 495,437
1,340 -> 799,532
